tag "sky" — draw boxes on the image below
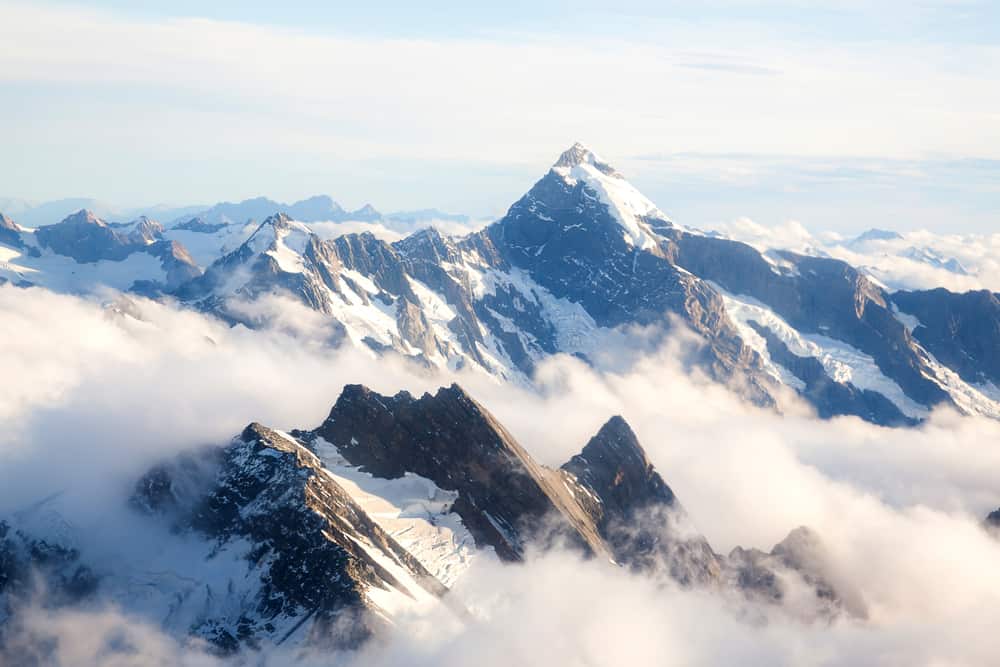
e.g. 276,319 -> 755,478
1,0 -> 998,233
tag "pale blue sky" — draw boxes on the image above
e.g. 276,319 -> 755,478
2,1 -> 998,232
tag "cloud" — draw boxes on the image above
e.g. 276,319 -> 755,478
710,217 -> 1000,292
3,284 -> 1000,665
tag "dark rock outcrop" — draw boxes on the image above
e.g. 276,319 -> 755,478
0,520 -> 99,616
0,213 -> 26,250
311,385 -> 721,585
561,416 -> 721,584
309,383 -> 609,561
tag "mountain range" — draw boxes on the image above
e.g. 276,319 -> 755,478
2,144 -> 998,426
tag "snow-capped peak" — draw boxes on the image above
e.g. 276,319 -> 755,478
551,143 -> 672,250
62,209 -> 106,227
553,142 -> 622,177
244,213 -> 314,273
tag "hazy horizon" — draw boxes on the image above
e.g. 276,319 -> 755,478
2,1 -> 998,234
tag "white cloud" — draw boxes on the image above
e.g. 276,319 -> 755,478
712,217 -> 1000,292
3,284 -> 1000,665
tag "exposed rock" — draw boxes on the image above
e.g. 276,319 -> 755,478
479,158 -> 772,403
173,216 -> 230,233
30,210 -> 202,291
0,520 -> 99,618
309,384 -> 609,561
747,321 -> 914,426
892,288 -> 1000,386
126,216 -> 165,245
561,416 -> 721,584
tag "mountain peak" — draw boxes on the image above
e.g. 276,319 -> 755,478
346,203 -> 382,222
553,142 -> 621,178
261,211 -> 292,227
562,415 -> 676,512
62,209 -> 105,227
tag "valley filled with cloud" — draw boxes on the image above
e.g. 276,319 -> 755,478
3,286 -> 999,666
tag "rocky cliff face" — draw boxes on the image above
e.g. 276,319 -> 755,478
0,520 -> 99,623
746,321 -> 915,426
308,384 -> 609,561
561,416 -> 721,585
892,288 -> 1000,387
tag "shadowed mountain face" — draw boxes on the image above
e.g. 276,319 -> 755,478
0,214 -> 28,250
127,421 -> 448,652
307,384 -> 825,594
661,234 -> 951,408
892,288 -> 1000,386
561,416 -> 720,584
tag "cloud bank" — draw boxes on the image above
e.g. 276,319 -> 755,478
712,217 -> 1000,293
2,284 -> 1000,665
